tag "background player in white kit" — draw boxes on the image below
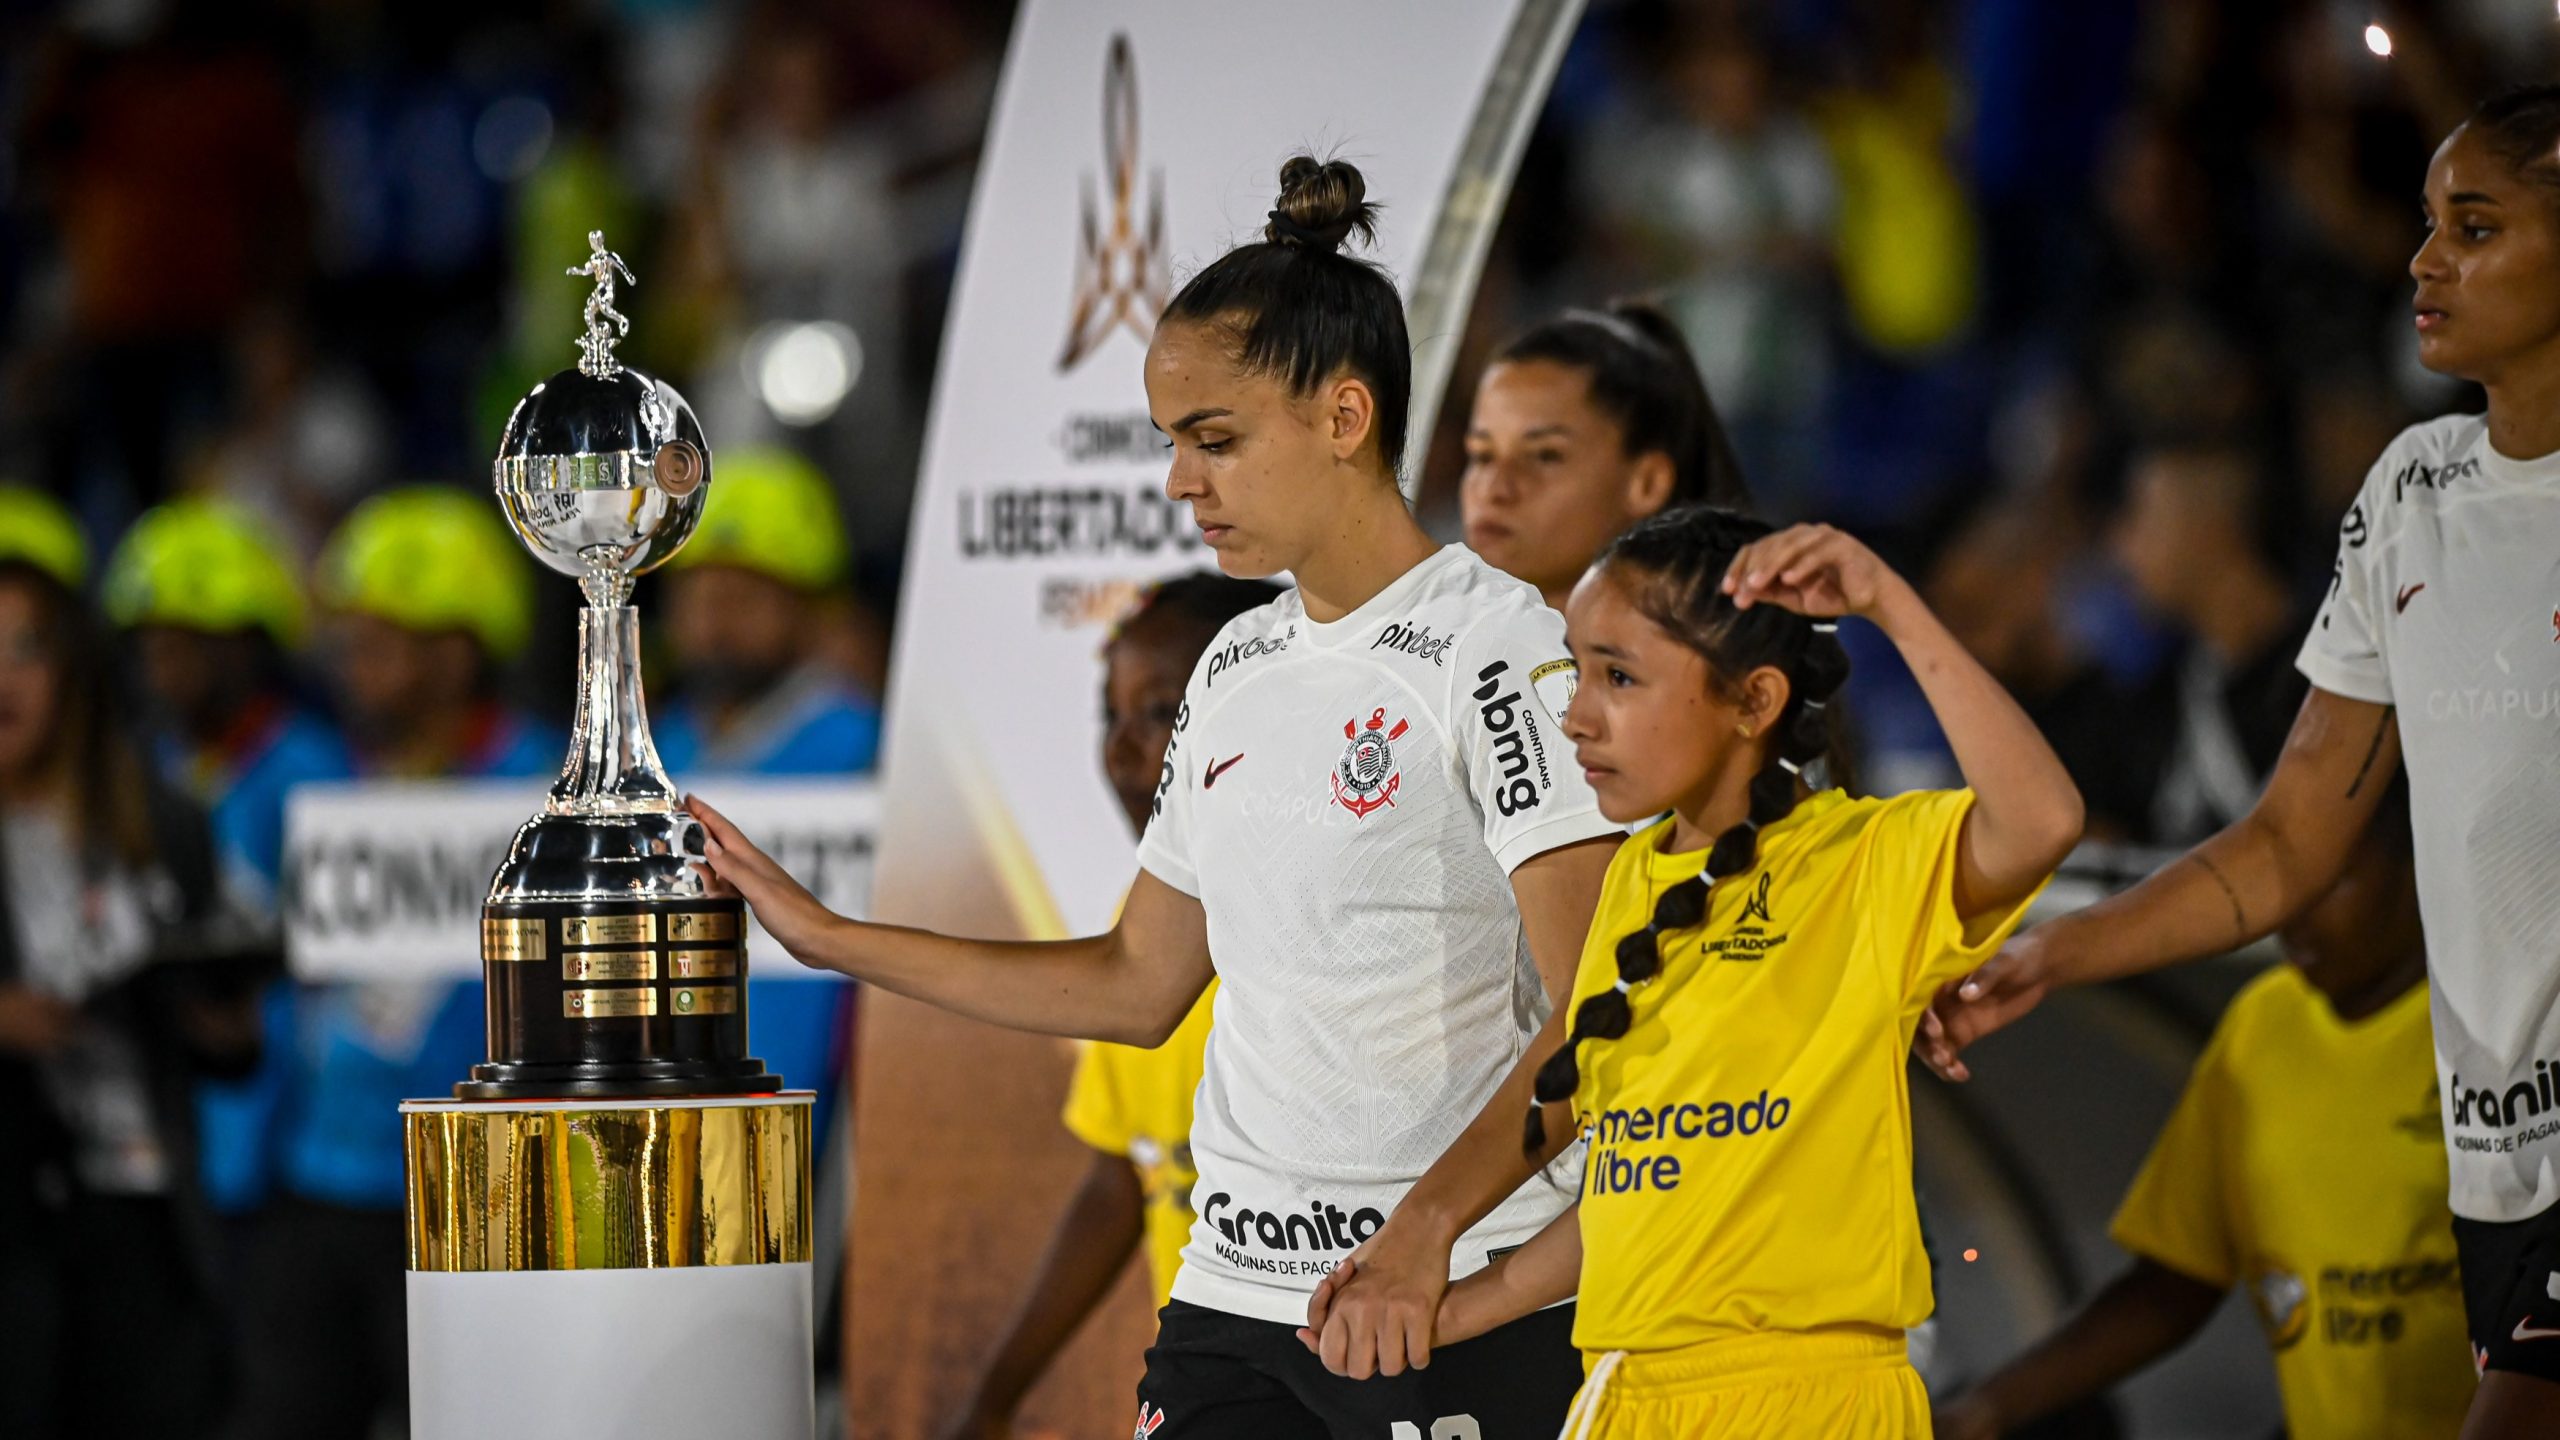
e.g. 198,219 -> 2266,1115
1921,85 -> 2560,1438
690,156 -> 1622,1438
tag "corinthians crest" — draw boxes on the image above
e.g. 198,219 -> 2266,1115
1333,708 -> 1408,819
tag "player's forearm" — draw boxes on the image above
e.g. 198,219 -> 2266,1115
1871,581 -> 2083,894
797,920 -> 1185,1045
1962,1259 -> 2223,1431
2039,809 -> 2324,988
1440,1204 -> 1581,1345
963,1153 -> 1147,1415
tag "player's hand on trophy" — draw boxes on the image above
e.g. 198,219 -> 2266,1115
688,794 -> 844,968
1916,927 -> 2057,1083
1299,1221 -> 1448,1379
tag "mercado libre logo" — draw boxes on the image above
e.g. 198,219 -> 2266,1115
1332,708 -> 1408,818
1058,34 -> 1167,372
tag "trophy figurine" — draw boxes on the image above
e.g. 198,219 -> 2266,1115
458,231 -> 779,1097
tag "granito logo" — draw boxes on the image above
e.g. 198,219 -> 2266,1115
2448,1062 -> 2560,1155
1200,1191 -> 1384,1278
1206,627 -> 1291,687
1371,620 -> 1454,666
1474,660 -> 1554,816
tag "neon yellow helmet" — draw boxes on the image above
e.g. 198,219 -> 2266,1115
0,486 -> 88,590
672,447 -> 848,591
318,486 -> 535,659
103,498 -> 307,647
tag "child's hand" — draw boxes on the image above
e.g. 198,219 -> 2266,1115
1722,523 -> 1908,622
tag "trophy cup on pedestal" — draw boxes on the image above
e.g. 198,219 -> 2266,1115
401,235 -> 812,1440
460,230 -> 778,1099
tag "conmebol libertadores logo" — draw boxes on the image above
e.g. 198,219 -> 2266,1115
1058,34 -> 1167,371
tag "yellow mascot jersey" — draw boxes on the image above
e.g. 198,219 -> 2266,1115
1569,789 -> 2039,1353
1062,980 -> 1216,1310
2110,966 -> 2469,1438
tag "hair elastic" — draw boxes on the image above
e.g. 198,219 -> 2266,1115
1265,209 -> 1342,254
1803,698 -> 1827,712
1811,621 -> 1839,635
1777,757 -> 1803,776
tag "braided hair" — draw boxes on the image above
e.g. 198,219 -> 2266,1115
1522,507 -> 1852,1154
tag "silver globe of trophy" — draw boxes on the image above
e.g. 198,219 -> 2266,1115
459,231 -> 778,1097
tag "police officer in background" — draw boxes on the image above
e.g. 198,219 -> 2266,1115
213,487 -> 555,1440
101,500 -> 354,1227
654,446 -> 878,1110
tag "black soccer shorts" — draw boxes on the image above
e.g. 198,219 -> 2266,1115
1130,1298 -> 1582,1440
2457,1205 -> 2560,1382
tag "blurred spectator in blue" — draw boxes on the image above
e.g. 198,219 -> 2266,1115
1580,6 -> 1837,512
215,488 -> 551,1440
0,486 -> 256,1440
101,499 -> 354,1218
657,446 -> 873,1107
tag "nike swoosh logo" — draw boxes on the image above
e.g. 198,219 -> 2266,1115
2513,1317 -> 2560,1342
2396,582 -> 2426,613
1204,754 -> 1244,789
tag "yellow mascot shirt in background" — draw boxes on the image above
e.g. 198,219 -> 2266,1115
1061,980 -> 1216,1310
2110,965 -> 2470,1439
1569,789 -> 2039,1354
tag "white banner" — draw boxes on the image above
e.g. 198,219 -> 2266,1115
283,778 -> 877,982
871,0 -> 1583,942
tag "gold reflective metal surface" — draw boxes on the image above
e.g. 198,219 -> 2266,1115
669,985 -> 738,1016
562,950 -> 655,982
565,987 -> 657,1018
406,1100 -> 811,1272
482,917 -> 547,962
667,911 -> 738,942
562,913 -> 656,946
667,949 -> 738,978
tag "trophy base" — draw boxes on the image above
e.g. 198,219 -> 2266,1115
472,894 -> 781,1099
453,1059 -> 782,1100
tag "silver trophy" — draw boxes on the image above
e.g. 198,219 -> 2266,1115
459,231 -> 776,1098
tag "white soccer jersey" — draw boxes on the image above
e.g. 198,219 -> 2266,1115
1137,544 -> 1619,1323
2300,413 -> 2560,1223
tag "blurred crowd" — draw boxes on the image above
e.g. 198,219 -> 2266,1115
0,0 -> 2550,1436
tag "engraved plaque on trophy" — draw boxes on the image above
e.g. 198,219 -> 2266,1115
457,232 -> 778,1098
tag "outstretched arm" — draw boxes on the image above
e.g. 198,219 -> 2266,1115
1933,1258 -> 2225,1439
1919,688 -> 2398,1080
692,796 -> 1213,1047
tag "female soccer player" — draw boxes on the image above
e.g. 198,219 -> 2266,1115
694,157 -> 1626,1438
1305,506 -> 2082,1436
1919,85 -> 2560,1438
1461,300 -> 1751,610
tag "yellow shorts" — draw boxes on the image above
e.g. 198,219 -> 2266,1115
1558,1329 -> 1926,1440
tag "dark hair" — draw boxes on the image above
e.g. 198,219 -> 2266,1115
1161,156 -> 1412,475
0,562 -> 160,869
1114,570 -> 1282,650
1522,506 -> 1851,1154
2472,84 -> 2560,194
1493,300 -> 1750,510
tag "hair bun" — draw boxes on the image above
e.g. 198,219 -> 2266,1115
1266,155 -> 1380,255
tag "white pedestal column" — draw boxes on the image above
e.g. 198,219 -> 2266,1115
403,1094 -> 817,1440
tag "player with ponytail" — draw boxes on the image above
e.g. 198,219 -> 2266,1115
695,156 -> 1624,1437
1463,300 -> 1752,610
1304,505 -> 2082,1438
